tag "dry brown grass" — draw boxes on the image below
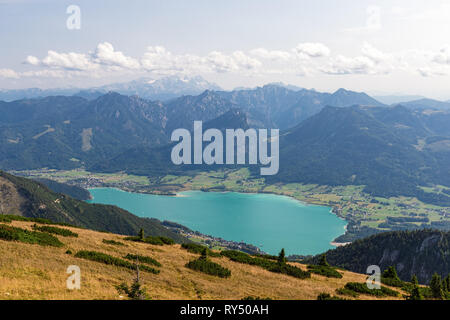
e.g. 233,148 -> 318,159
0,220 -> 404,300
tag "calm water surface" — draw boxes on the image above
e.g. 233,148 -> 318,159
87,188 -> 347,255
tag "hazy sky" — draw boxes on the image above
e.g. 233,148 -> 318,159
1,0 -> 450,99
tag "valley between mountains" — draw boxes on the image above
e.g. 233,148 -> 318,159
1,79 -> 449,298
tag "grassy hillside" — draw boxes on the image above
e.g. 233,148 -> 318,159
0,219 -> 405,300
0,171 -> 186,242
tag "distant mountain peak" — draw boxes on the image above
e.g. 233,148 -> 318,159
327,88 -> 384,107
263,82 -> 303,91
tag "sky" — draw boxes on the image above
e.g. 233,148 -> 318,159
1,0 -> 450,99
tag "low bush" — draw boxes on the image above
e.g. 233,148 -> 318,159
252,253 -> 278,261
158,236 -> 175,245
74,250 -> 159,274
221,250 -> 310,280
124,235 -> 175,246
0,216 -> 12,223
185,257 -> 231,278
307,265 -> 343,278
381,277 -> 414,292
32,224 -> 78,237
241,296 -> 272,300
181,243 -> 221,257
0,224 -> 63,247
123,253 -> 161,267
336,287 -> 359,297
102,239 -> 126,246
317,293 -> 346,300
343,282 -> 399,297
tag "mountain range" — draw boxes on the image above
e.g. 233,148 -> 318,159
1,83 -> 450,206
0,75 -> 222,102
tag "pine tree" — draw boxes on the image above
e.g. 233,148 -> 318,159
200,247 -> 208,260
443,274 -> 450,293
278,248 -> 286,265
382,266 -> 399,280
318,254 -> 330,267
411,274 -> 418,286
138,228 -> 145,241
408,284 -> 423,300
116,256 -> 148,300
430,273 -> 444,299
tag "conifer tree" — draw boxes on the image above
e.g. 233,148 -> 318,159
411,274 -> 418,286
138,228 -> 145,241
116,256 -> 149,300
443,274 -> 450,293
430,273 -> 444,299
408,284 -> 423,300
278,248 -> 286,265
382,266 -> 399,280
200,247 -> 208,260
318,254 -> 330,267
406,274 -> 423,300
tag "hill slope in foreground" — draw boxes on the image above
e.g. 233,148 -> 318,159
0,170 -> 186,242
0,219 -> 404,300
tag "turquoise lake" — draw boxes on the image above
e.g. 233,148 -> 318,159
87,188 -> 347,255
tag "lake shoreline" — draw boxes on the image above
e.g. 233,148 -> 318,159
87,187 -> 347,255
117,186 -> 349,246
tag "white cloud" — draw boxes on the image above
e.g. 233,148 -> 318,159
320,43 -> 392,75
140,46 -> 261,75
93,42 -> 140,69
0,68 -> 19,79
41,50 -> 96,71
293,43 -> 330,58
24,55 -> 40,66
249,48 -> 291,61
361,43 -> 388,64
7,41 -> 450,80
321,55 -> 377,75
230,51 -> 262,70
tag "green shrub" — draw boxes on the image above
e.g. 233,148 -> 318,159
66,249 -> 73,255
74,250 -> 159,274
221,250 -> 310,280
123,253 -> 161,267
102,239 -> 126,246
307,265 -> 343,278
0,224 -> 63,247
336,287 -> 359,297
317,293 -> 346,300
181,243 -> 221,257
32,224 -> 78,237
116,280 -> 149,300
343,282 -> 399,297
241,296 -> 272,300
158,236 -> 175,245
0,216 -> 12,223
252,254 -> 278,261
185,257 -> 231,278
124,235 -> 175,246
